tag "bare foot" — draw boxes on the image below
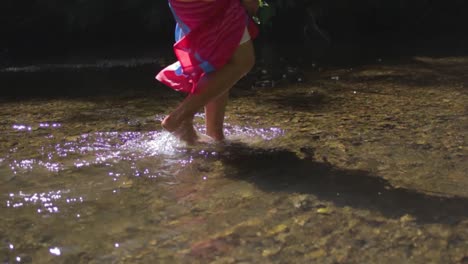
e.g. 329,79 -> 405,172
206,132 -> 225,142
198,133 -> 216,144
173,120 -> 200,145
161,115 -> 179,133
162,116 -> 199,145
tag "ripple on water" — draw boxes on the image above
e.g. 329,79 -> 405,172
0,120 -> 286,261
2,124 -> 284,179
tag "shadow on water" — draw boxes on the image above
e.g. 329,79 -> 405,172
212,142 -> 468,224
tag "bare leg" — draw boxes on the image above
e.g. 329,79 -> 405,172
162,40 -> 255,144
205,90 -> 229,141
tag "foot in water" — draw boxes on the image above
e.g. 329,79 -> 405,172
162,116 -> 200,145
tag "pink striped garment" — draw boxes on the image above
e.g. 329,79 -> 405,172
156,0 -> 258,94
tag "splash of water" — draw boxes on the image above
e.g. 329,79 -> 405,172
2,122 -> 284,178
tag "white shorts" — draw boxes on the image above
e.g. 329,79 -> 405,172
239,27 -> 251,45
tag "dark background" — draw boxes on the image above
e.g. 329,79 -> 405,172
2,0 -> 468,61
1,0 -> 467,98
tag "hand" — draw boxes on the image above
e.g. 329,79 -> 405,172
242,0 -> 259,16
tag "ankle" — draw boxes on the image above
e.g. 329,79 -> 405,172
207,130 -> 225,141
162,115 -> 183,132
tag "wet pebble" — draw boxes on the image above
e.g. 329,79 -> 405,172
317,208 -> 332,215
65,135 -> 81,142
262,246 -> 282,257
266,224 -> 289,236
293,215 -> 311,227
306,249 -> 326,259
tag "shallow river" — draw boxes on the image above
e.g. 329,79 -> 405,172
0,52 -> 467,263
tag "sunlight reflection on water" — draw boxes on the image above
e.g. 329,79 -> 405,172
5,189 -> 85,214
124,131 -> 184,156
1,123 -> 284,219
3,123 -> 284,178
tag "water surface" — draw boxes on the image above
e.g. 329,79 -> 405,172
0,54 -> 467,263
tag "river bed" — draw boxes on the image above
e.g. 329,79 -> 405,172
0,52 -> 467,263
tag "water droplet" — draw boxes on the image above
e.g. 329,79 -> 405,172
114,243 -> 120,248
49,247 -> 61,256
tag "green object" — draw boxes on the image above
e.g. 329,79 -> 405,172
254,0 -> 275,26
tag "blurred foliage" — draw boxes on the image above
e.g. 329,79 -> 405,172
2,0 -> 172,32
1,0 -> 172,49
258,0 -> 468,42
1,0 -> 467,53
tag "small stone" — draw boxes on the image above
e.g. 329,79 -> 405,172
275,232 -> 289,243
66,135 -> 81,141
262,246 -> 282,257
266,224 -> 288,236
294,215 -> 310,226
317,208 -> 332,214
306,249 -> 326,259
